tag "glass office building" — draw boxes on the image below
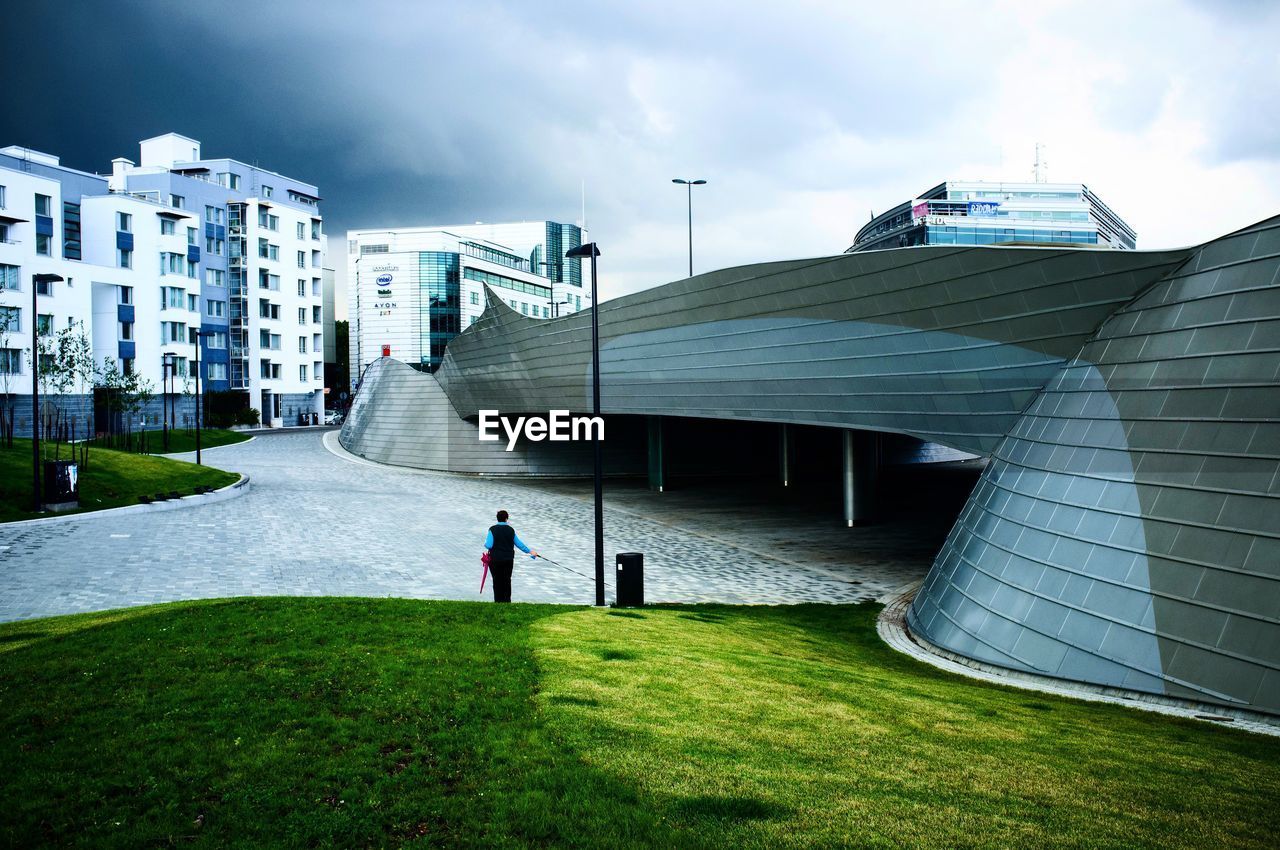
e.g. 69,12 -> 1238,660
848,181 -> 1137,253
348,221 -> 585,376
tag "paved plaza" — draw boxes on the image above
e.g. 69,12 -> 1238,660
0,430 -> 965,622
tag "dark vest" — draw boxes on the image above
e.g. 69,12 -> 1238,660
489,524 -> 516,560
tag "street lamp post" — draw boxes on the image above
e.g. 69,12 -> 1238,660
30,273 -> 65,512
671,178 -> 707,277
161,352 -> 175,452
565,241 -> 604,606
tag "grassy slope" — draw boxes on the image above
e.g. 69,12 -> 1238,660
0,599 -> 1276,849
0,439 -> 239,522
94,427 -> 252,456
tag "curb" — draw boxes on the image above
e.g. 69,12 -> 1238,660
875,582 -> 1280,737
1,474 -> 251,529
158,435 -> 257,458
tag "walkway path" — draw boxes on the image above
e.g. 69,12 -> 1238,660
0,430 -> 942,621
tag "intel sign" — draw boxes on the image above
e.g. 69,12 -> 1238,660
376,273 -> 393,285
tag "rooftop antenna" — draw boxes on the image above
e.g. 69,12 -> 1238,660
1032,143 -> 1048,183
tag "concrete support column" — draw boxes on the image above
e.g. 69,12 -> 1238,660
779,423 -> 794,487
647,415 -> 665,492
842,429 -> 881,526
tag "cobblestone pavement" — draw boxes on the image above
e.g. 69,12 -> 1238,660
0,430 -> 976,621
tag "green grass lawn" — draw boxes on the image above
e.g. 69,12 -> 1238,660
92,427 -> 251,455
0,438 -> 239,523
1,599 -> 1276,848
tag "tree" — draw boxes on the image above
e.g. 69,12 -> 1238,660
0,310 -> 16,447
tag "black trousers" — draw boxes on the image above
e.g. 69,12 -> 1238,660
490,558 -> 514,603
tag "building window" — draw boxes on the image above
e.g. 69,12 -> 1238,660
170,194 -> 185,209
117,212 -> 132,232
0,264 -> 18,291
258,237 -> 269,258
206,269 -> 225,287
313,333 -> 321,352
118,286 -> 133,305
298,307 -> 306,325
296,222 -> 305,239
312,278 -> 321,296
263,186 -> 273,198
162,286 -> 186,309
121,358 -> 134,375
36,233 -> 50,256
118,248 -> 132,269
187,293 -> 199,312
297,250 -> 305,269
161,252 -> 185,275
35,194 -> 51,217
188,226 -> 198,245
218,172 -> 240,190
0,305 -> 19,333
36,313 -> 53,336
62,201 -> 81,260
0,185 -> 6,209
360,244 -> 388,255
297,279 -> 306,296
207,300 -> 226,318
162,321 -> 187,343
208,332 -> 227,349
469,291 -> 479,306
161,218 -> 175,236
575,295 -> 581,310
311,220 -> 322,240
312,305 -> 321,323
1,348 -> 23,374
259,299 -> 280,320
298,336 -> 308,353
207,362 -> 228,381
520,302 -> 529,315
269,244 -> 279,261
314,361 -> 322,380
119,321 -> 133,340
300,364 -> 308,381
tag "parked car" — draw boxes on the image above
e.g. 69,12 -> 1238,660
324,409 -> 345,426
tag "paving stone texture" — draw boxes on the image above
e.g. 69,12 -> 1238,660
0,430 -> 970,621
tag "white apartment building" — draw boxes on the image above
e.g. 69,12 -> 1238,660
347,221 -> 588,380
0,133 -> 326,435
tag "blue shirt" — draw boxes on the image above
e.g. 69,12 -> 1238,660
485,522 -> 532,554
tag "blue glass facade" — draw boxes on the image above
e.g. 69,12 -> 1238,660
419,252 -> 460,370
926,226 -> 1097,246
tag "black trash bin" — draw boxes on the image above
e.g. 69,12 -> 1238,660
615,552 -> 644,607
297,412 -> 306,426
43,460 -> 80,510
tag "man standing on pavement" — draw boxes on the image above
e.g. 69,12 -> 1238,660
483,510 -> 538,603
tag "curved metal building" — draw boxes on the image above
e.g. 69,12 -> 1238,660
341,216 -> 1280,715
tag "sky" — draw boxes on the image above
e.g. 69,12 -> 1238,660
4,0 -> 1279,313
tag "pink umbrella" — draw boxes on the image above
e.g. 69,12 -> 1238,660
480,550 -> 492,593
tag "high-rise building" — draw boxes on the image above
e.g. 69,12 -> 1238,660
0,133 -> 326,434
848,181 -> 1136,253
346,221 -> 587,379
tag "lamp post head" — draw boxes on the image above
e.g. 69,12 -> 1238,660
33,273 -> 65,284
565,243 -> 601,259
672,178 -> 707,186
